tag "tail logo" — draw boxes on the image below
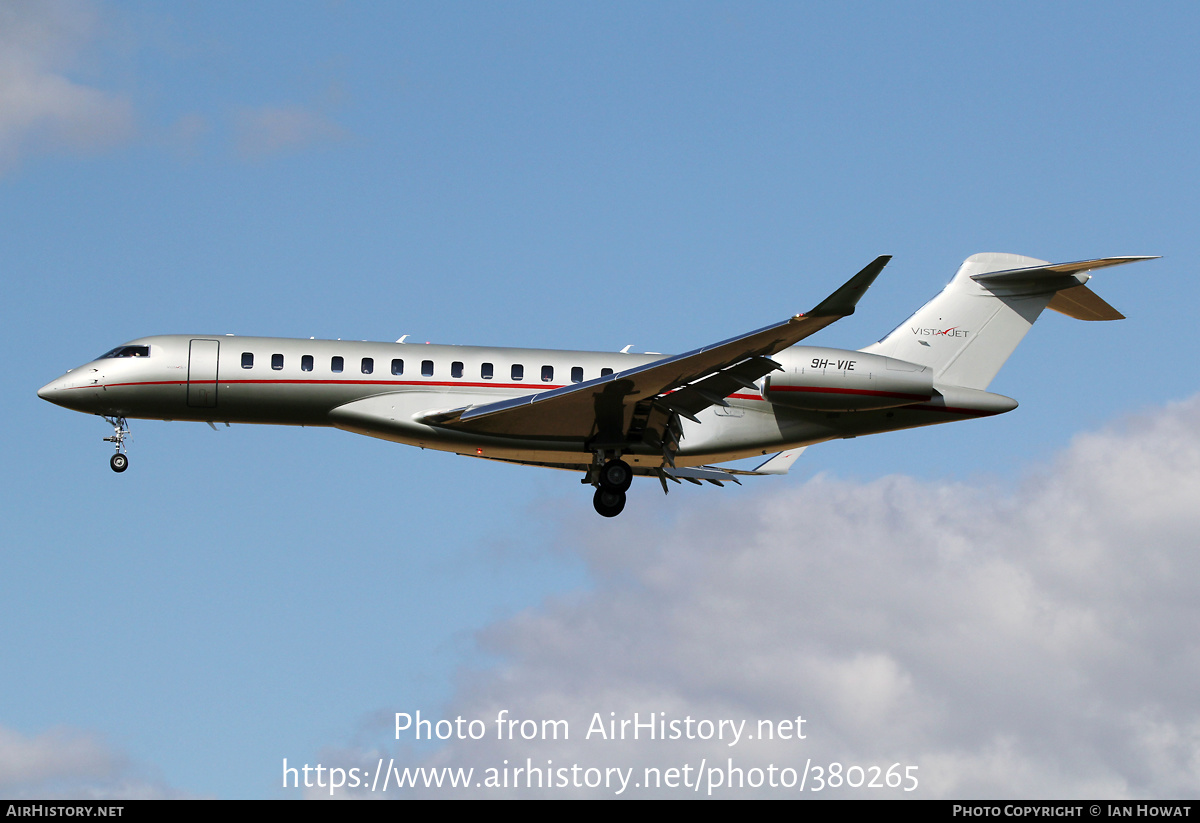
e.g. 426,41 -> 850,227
910,326 -> 970,338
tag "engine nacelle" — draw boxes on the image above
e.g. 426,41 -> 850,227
765,348 -> 933,412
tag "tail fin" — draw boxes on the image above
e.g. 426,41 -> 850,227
862,253 -> 1155,390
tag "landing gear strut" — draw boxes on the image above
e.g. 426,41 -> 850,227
103,416 -> 130,473
591,458 -> 632,517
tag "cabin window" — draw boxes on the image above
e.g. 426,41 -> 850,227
331,356 -> 344,373
481,362 -> 493,379
451,361 -> 463,378
301,355 -> 313,372
241,352 -> 254,369
391,358 -> 404,375
571,366 -> 583,383
271,353 -> 284,370
541,365 -> 553,382
511,364 -> 524,381
361,357 -> 374,375
422,360 -> 434,377
601,367 -> 614,377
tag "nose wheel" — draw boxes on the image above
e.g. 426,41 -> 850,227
103,416 -> 130,473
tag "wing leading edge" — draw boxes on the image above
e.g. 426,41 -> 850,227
418,256 -> 890,450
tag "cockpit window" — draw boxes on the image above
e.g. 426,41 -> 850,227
98,345 -> 150,359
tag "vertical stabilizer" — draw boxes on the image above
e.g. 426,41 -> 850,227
862,253 -> 1150,390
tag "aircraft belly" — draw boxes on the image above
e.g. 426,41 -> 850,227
676,404 -> 839,459
215,380 -> 362,423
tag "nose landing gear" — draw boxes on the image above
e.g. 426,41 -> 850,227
103,416 -> 130,473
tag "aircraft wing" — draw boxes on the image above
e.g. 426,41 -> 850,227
420,256 -> 890,445
658,448 -> 808,488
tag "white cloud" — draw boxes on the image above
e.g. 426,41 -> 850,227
0,0 -> 134,174
0,726 -> 117,788
334,396 -> 1200,798
0,725 -> 189,799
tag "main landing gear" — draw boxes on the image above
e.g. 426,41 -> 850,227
591,458 -> 632,518
593,487 -> 625,517
103,416 -> 130,473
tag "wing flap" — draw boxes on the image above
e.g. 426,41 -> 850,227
654,356 -> 777,418
664,466 -> 743,485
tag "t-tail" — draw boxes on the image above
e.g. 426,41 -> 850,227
862,253 -> 1158,391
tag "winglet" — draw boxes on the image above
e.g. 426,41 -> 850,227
807,255 -> 891,318
751,447 -> 806,475
718,447 -> 808,476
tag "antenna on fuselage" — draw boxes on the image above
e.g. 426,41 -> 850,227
396,335 -> 409,343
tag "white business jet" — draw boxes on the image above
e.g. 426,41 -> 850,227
39,252 -> 1154,516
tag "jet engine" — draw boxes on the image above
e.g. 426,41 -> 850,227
764,349 -> 933,412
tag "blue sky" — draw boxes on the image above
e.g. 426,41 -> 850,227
3,1 -> 1199,798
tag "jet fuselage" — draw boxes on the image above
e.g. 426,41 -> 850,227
37,334 -> 1014,472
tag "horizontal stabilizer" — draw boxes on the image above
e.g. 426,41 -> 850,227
1046,284 -> 1125,321
971,256 -> 1158,286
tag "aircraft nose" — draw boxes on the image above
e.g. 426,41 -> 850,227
38,376 -> 62,402
38,372 -> 81,408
